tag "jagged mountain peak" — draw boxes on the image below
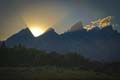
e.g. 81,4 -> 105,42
8,27 -> 33,38
41,27 -> 58,36
5,27 -> 34,47
46,27 -> 55,32
68,21 -> 83,32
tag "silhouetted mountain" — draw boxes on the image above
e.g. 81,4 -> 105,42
0,41 -> 2,45
6,28 -> 35,48
0,41 -> 6,48
5,24 -> 120,62
60,25 -> 120,62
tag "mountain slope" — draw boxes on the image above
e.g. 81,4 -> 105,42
33,28 -> 62,51
60,25 -> 120,62
6,28 -> 35,47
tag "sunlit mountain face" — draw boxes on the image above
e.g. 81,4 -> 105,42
83,16 -> 112,31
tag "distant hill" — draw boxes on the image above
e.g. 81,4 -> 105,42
5,22 -> 120,62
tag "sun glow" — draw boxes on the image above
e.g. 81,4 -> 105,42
29,27 -> 45,37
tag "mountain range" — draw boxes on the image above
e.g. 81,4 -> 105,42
5,22 -> 120,62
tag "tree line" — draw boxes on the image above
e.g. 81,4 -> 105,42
0,44 -> 120,74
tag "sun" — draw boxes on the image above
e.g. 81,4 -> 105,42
29,27 -> 45,37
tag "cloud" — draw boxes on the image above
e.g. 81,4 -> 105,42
83,16 -> 113,31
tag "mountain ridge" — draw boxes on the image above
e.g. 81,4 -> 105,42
5,24 -> 120,62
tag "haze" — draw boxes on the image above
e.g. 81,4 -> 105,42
0,0 -> 120,40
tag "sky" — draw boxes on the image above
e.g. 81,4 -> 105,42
0,0 -> 120,40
